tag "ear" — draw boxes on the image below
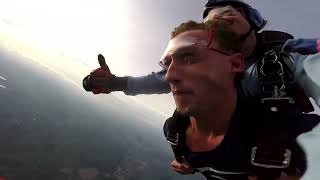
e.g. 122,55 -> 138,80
228,53 -> 245,73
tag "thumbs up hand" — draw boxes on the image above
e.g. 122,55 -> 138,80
82,54 -> 113,94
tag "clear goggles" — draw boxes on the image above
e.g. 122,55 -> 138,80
159,35 -> 230,70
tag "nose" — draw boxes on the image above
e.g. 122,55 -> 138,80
164,60 -> 184,85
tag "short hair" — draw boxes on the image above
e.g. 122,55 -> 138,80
171,20 -> 211,39
171,20 -> 242,54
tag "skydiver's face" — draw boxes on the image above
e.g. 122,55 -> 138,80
163,30 -> 244,115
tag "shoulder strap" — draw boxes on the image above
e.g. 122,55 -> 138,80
163,110 -> 190,163
257,30 -> 294,51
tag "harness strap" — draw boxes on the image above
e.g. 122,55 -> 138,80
250,102 -> 295,179
164,110 -> 189,164
251,31 -> 296,179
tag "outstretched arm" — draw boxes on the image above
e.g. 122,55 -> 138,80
283,38 -> 320,55
83,54 -> 170,96
124,70 -> 170,95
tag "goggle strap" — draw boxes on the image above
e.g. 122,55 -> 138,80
207,28 -> 216,48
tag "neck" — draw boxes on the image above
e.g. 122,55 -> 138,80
191,90 -> 238,136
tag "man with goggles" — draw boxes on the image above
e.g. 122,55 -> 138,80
83,0 -> 320,109
161,20 -> 320,180
81,1 -> 320,179
158,21 -> 233,70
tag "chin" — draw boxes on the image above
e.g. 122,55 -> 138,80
176,105 -> 193,116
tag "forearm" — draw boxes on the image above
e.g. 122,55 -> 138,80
124,70 -> 171,96
283,38 -> 320,55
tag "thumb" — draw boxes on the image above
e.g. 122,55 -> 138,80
98,54 -> 111,73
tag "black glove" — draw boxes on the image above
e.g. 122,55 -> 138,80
82,54 -> 128,94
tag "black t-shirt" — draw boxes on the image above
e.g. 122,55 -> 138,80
163,95 -> 320,180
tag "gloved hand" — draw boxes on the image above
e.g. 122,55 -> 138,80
82,54 -> 128,94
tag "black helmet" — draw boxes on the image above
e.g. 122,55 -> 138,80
203,0 -> 267,31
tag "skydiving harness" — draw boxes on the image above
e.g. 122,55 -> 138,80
250,30 -> 302,179
164,31 -> 314,179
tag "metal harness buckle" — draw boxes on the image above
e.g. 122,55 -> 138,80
259,50 -> 286,95
250,147 -> 292,169
166,131 -> 179,146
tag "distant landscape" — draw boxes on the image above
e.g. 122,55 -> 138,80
0,47 -> 199,180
